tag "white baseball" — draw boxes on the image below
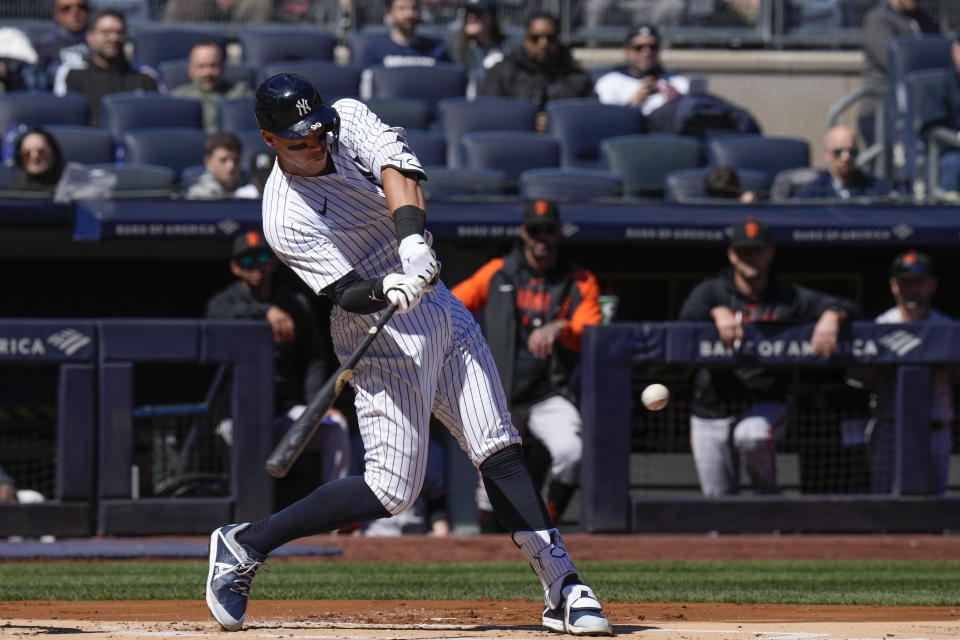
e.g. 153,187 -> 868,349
641,383 -> 670,411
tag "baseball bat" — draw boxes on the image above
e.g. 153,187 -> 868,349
264,302 -> 398,478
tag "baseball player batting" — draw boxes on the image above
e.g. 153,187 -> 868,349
203,73 -> 611,636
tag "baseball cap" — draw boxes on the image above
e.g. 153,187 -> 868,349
232,230 -> 269,259
627,23 -> 660,42
523,199 -> 560,227
890,249 -> 934,278
729,218 -> 772,248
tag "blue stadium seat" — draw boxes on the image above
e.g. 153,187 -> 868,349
0,91 -> 90,139
0,165 -> 18,189
239,28 -> 337,68
217,96 -> 257,133
130,28 -> 228,69
460,131 -> 560,191
545,98 -> 645,168
419,167 -> 507,198
86,162 -> 176,194
101,93 -> 204,140
707,135 -> 809,186
158,60 -> 257,93
664,167 -> 769,202
437,97 -> 537,167
260,61 -> 362,101
362,97 -> 431,130
368,64 -> 467,118
45,125 -> 115,165
600,134 -> 703,198
180,165 -> 207,190
347,28 -> 388,65
896,67 -> 952,194
404,129 -> 446,167
122,128 -> 208,175
520,167 -> 623,201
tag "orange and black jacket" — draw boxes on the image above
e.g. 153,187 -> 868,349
451,246 -> 601,403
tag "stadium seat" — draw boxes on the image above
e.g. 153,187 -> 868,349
180,165 -> 207,190
260,61 -> 362,101
131,28 -> 228,69
707,135 -> 810,186
86,162 -> 176,194
217,96 -> 257,133
419,167 -> 507,198
545,98 -> 645,168
520,167 -> 623,201
368,64 -> 467,118
600,134 -> 703,198
0,165 -> 18,189
898,68 -> 952,195
664,167 -> 769,202
238,28 -> 337,68
362,97 -> 431,130
347,28 -> 388,66
769,167 -> 820,202
122,128 -> 208,176
45,125 -> 115,165
0,92 -> 90,139
404,129 -> 446,167
460,131 -> 560,191
101,93 -> 204,141
157,60 -> 257,93
437,97 -> 538,167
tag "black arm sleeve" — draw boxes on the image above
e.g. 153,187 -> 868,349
322,270 -> 388,314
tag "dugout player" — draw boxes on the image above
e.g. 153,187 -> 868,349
677,218 -> 859,496
204,73 -> 612,636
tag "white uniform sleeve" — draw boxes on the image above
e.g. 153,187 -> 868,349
333,98 -> 425,184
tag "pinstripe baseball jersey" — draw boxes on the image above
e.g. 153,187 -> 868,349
262,98 -> 430,293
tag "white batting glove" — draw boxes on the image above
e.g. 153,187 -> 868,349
398,234 -> 439,286
382,273 -> 424,313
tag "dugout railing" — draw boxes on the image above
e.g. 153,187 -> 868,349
580,321 -> 960,534
0,319 -> 274,538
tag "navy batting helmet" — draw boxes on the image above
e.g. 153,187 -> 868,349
254,73 -> 340,150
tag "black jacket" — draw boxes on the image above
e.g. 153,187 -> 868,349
205,281 -> 329,413
678,267 -> 860,418
478,45 -> 594,109
60,58 -> 159,126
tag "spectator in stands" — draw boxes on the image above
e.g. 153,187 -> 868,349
704,166 -> 757,203
792,125 -> 894,199
0,27 -> 49,91
852,251 -> 953,495
357,0 -> 450,69
171,40 -> 253,134
677,217 -> 859,497
934,34 -> 960,196
480,11 -> 594,134
10,127 -> 65,193
447,0 -> 506,99
0,465 -> 15,503
206,231 -> 350,496
53,8 -> 159,127
33,0 -> 89,74
163,0 -> 272,23
186,132 -> 244,200
451,200 -> 602,530
235,151 -> 275,199
858,0 -> 938,146
594,23 -> 690,117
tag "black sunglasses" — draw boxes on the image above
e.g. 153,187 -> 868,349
830,146 -> 858,158
237,251 -> 271,268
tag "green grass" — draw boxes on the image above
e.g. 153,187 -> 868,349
1,560 -> 958,606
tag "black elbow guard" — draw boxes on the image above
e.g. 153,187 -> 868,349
323,271 -> 387,314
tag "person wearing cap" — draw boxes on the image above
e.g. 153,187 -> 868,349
479,10 -> 594,133
185,132 -> 245,200
677,217 -> 859,497
451,200 -> 602,529
234,151 -> 276,199
594,23 -> 689,117
852,250 -> 953,494
204,231 -> 350,502
792,125 -> 894,200
446,0 -> 506,100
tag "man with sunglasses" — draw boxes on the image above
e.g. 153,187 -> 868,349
793,125 -> 893,200
203,74 -> 612,635
34,0 -> 90,73
594,23 -> 689,117
479,11 -> 593,133
452,200 -> 602,530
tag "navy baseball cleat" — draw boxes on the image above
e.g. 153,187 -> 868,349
205,523 -> 269,631
542,583 -> 612,636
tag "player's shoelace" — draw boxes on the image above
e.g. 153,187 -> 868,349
224,558 -> 270,597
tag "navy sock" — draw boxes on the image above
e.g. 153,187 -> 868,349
237,475 -> 389,555
479,444 -> 551,532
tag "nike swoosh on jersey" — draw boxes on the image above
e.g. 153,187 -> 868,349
318,197 -> 327,216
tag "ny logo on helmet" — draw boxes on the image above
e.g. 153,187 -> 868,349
295,98 -> 311,116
